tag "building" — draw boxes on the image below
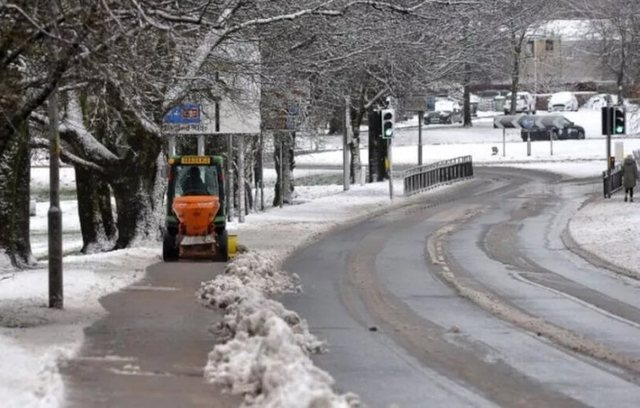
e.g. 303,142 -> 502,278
520,19 -> 614,92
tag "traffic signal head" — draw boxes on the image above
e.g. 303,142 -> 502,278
614,107 -> 626,134
381,109 -> 395,139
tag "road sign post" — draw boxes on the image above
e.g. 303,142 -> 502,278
502,128 -> 506,157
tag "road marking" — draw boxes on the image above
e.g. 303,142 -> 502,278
126,285 -> 180,292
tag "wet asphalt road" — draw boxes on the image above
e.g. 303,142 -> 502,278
282,167 -> 640,408
61,261 -> 238,408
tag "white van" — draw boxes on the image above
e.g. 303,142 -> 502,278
504,92 -> 536,114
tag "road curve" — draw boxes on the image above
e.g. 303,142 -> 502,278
282,167 -> 640,408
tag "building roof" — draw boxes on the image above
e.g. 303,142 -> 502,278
529,19 -> 602,41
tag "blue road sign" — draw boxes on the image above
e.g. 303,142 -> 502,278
164,103 -> 202,124
426,96 -> 436,112
520,115 -> 535,130
287,105 -> 300,116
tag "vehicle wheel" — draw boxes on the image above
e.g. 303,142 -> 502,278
217,230 -> 229,262
162,231 -> 179,262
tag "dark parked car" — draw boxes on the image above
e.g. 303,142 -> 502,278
520,115 -> 585,141
424,99 -> 463,125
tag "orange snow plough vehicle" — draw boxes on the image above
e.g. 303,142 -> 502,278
162,155 -> 233,262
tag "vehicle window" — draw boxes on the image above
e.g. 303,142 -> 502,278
175,165 -> 218,197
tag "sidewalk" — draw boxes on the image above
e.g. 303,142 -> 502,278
61,261 -> 239,408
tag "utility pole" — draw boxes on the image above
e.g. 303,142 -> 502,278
418,111 -> 424,165
47,88 -> 63,309
227,134 -> 234,221
606,100 -> 612,198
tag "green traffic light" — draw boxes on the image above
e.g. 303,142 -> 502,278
616,126 -> 624,134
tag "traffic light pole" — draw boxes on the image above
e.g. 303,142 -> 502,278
388,138 -> 393,200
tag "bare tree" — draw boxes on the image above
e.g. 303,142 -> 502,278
566,0 -> 640,100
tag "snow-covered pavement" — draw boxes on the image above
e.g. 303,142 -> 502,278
2,114 -> 640,406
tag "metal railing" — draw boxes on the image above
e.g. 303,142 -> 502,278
603,165 -> 623,198
403,156 -> 473,197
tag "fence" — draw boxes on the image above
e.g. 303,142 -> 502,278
403,156 -> 473,197
603,165 -> 623,198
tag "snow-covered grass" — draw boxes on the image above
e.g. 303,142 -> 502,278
568,198 -> 640,278
3,112 -> 639,407
0,247 -> 158,408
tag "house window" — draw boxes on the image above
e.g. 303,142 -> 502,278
526,40 -> 535,57
545,39 -> 554,52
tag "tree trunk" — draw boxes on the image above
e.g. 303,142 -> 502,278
253,135 -> 263,210
510,42 -> 522,115
349,108 -> 364,184
463,67 -> 473,128
273,131 -> 294,206
109,148 -> 162,249
0,122 -> 34,268
328,106 -> 344,135
367,109 -> 386,182
75,166 -> 115,253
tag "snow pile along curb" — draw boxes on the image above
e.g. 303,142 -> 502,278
198,251 -> 360,408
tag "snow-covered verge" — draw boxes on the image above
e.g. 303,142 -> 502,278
198,252 -> 360,408
568,198 -> 640,279
0,248 -> 159,408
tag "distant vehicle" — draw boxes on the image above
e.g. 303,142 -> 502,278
469,93 -> 479,117
504,92 -> 536,114
520,115 -> 585,141
583,93 -> 618,110
547,92 -> 579,112
475,90 -> 510,112
424,99 -> 463,124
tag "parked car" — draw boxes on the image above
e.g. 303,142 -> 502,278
504,92 -> 536,114
476,90 -> 509,112
583,93 -> 618,110
547,92 -> 579,112
424,99 -> 463,124
520,115 -> 585,141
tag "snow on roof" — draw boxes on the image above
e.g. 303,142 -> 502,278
530,19 -> 601,41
